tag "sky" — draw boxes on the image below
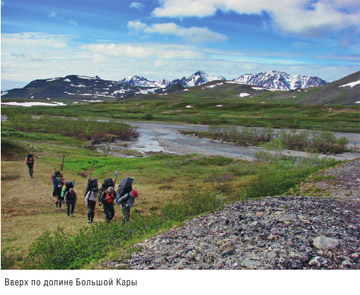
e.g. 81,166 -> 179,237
1,0 -> 360,90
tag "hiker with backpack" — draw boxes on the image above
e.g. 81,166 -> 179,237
98,177 -> 115,207
64,186 -> 77,217
115,177 -> 136,224
100,186 -> 116,223
85,187 -> 98,223
53,181 -> 64,210
51,171 -> 65,208
117,190 -> 138,224
25,154 -> 34,178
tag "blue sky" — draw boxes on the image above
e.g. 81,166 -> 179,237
1,0 -> 359,90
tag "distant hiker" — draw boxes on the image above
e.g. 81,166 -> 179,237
64,188 -> 77,217
25,154 -> 34,178
85,187 -> 98,223
117,190 -> 138,224
100,186 -> 115,222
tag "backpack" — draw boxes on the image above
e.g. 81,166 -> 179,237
55,176 -> 63,186
52,171 -> 62,183
116,177 -> 133,199
101,178 -> 114,191
62,182 -> 73,198
65,181 -> 73,189
84,178 -> 98,197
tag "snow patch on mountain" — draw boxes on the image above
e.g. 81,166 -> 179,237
339,80 -> 360,88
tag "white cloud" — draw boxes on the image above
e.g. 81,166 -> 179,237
152,0 -> 360,36
1,31 -> 358,90
130,2 -> 145,10
49,11 -> 56,18
2,32 -> 67,48
128,20 -> 227,43
128,20 -> 147,32
83,43 -> 154,58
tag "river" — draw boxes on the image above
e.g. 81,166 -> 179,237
104,121 -> 360,161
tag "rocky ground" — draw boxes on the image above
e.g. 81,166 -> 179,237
103,159 -> 360,270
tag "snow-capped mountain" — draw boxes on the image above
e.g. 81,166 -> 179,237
232,71 -> 327,91
120,71 -> 225,89
169,71 -> 226,88
2,70 -> 330,101
1,75 -> 165,100
120,75 -> 170,88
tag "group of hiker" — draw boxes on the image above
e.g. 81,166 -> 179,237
25,153 -> 139,224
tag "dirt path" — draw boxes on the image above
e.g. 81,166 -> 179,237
1,159 -> 99,256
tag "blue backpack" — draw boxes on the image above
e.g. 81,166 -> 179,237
116,177 -> 133,199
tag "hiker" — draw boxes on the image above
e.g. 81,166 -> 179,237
53,182 -> 64,211
25,154 -> 34,178
100,186 -> 116,222
64,188 -> 77,217
85,187 -> 98,223
117,190 -> 138,224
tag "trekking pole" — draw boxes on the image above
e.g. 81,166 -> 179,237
89,162 -> 95,180
113,171 -> 118,188
60,155 -> 65,172
85,162 -> 95,198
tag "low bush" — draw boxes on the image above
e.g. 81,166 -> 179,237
6,114 -> 139,142
183,126 -> 349,154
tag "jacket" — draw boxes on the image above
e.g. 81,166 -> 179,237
85,190 -> 97,206
117,192 -> 135,208
65,191 -> 77,203
100,190 -> 115,205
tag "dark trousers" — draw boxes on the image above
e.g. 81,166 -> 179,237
66,200 -> 76,216
103,203 -> 114,222
55,195 -> 62,209
27,164 -> 33,178
87,200 -> 96,221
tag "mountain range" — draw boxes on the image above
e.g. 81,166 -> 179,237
1,70 -> 327,100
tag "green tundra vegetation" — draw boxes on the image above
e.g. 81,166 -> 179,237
2,93 -> 360,133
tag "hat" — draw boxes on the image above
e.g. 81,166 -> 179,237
132,190 -> 139,198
